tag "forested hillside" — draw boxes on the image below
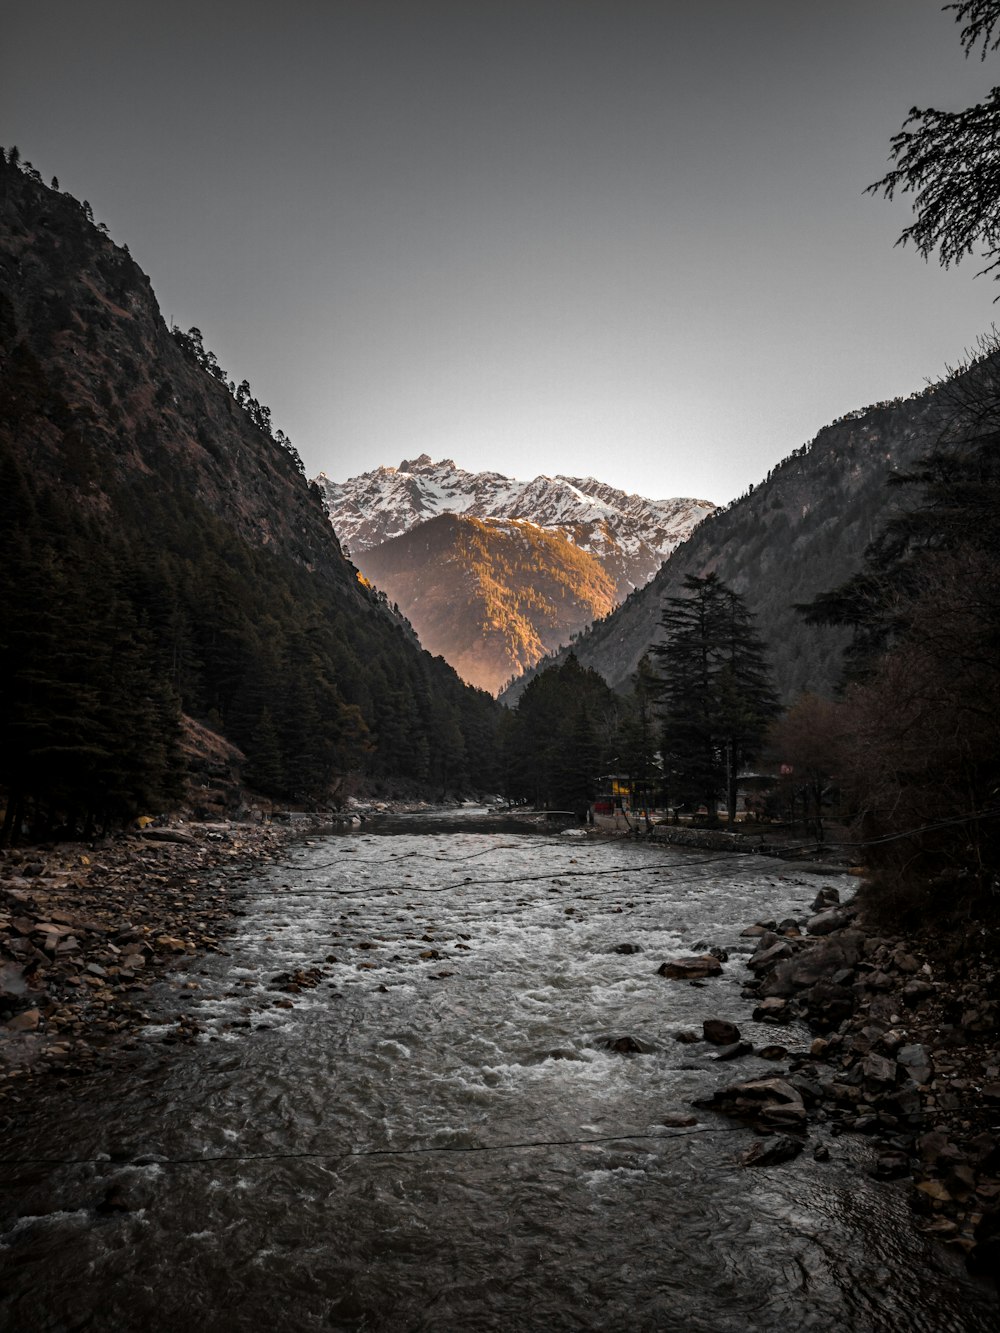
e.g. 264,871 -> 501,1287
0,150 -> 499,836
504,376 -> 955,703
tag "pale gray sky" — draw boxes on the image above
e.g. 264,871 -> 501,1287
5,2 -> 996,503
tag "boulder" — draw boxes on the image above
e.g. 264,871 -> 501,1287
703,1019 -> 741,1046
694,1076 -> 807,1131
747,941 -> 793,974
806,909 -> 849,936
753,996 -> 792,1023
657,955 -> 723,980
811,886 -> 840,912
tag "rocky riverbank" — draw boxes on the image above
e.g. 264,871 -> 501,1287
0,817 -> 318,1098
681,887 -> 1000,1287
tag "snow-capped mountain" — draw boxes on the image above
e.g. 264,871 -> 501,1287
315,455 -> 714,598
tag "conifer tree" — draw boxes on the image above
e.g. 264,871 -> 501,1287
653,574 -> 779,822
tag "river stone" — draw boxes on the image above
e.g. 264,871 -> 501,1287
703,1019 -> 741,1045
712,1041 -> 754,1062
896,1043 -> 932,1086
753,997 -> 791,1023
657,955 -> 723,980
747,941 -> 793,974
602,1035 -> 650,1055
806,909 -> 849,936
861,1052 -> 898,1093
694,1076 -> 806,1131
740,1135 -> 804,1168
811,886 -> 840,912
4,1007 -> 40,1032
612,943 -> 642,954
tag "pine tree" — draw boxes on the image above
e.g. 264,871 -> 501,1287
653,574 -> 779,822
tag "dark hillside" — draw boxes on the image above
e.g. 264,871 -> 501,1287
0,152 -> 499,834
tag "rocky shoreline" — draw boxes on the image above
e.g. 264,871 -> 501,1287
0,816 -> 320,1100
666,885 -> 1000,1289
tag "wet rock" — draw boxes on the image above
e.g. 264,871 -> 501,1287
694,1076 -> 807,1131
657,955 -> 723,980
747,940 -> 794,974
601,1035 -> 650,1055
757,1044 -> 789,1060
662,1113 -> 698,1128
612,943 -> 642,954
702,1019 -> 741,1046
712,1041 -> 754,1062
740,1134 -> 804,1167
752,997 -> 791,1024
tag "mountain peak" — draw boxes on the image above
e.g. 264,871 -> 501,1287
316,458 -> 714,598
398,453 -> 450,474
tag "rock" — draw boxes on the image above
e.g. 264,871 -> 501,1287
753,997 -> 791,1023
662,1113 -> 698,1128
811,886 -> 840,912
861,1053 -> 899,1094
95,1185 -> 132,1214
757,1044 -> 788,1060
896,1043 -> 932,1086
612,943 -> 642,954
673,1029 -> 700,1043
901,978 -> 935,1007
141,828 -> 197,845
712,1041 -> 754,1062
798,980 -> 855,1030
657,955 -> 723,980
703,1019 -> 741,1046
806,909 -> 849,936
747,940 -> 794,974
740,1135 -> 804,1168
694,1076 -> 807,1131
601,1035 -> 649,1055
4,1008 -> 40,1032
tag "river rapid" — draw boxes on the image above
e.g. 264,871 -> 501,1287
1,809 -> 996,1332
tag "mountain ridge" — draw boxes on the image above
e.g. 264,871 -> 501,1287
500,379 -> 954,706
316,454 -> 714,599
315,454 -> 713,690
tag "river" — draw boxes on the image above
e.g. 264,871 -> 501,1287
1,809 -> 996,1331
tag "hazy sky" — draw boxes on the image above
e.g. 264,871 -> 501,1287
5,2 -> 998,504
